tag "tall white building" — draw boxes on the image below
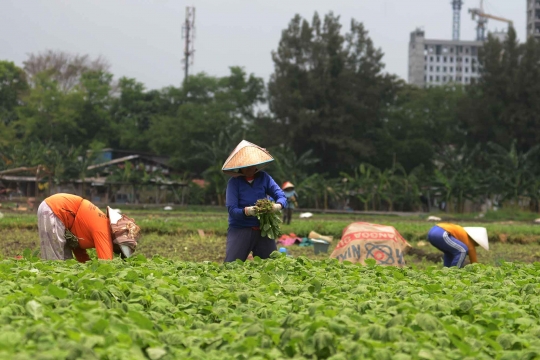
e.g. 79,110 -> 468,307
408,28 -> 483,87
527,0 -> 540,39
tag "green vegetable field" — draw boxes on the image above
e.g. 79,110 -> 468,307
2,210 -> 540,265
3,208 -> 540,358
2,255 -> 540,359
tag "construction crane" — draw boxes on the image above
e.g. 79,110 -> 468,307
468,0 -> 513,41
451,0 -> 463,41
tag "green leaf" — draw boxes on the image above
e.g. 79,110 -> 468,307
497,333 -> 517,350
90,318 -> 109,335
365,258 -> 376,267
415,313 -> 441,332
23,248 -> 32,260
449,334 -> 472,354
146,347 -> 167,360
25,300 -> 43,320
457,300 -> 472,312
48,284 -> 68,299
128,311 -> 154,331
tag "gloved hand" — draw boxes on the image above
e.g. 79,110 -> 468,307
244,206 -> 257,216
272,203 -> 282,212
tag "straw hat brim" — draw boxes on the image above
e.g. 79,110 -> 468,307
222,140 -> 274,177
463,227 -> 489,251
223,159 -> 274,171
282,181 -> 295,190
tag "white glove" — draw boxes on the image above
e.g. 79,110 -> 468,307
244,206 -> 257,216
272,204 -> 282,212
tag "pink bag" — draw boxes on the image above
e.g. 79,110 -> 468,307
278,233 -> 302,246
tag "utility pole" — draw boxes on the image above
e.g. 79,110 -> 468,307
182,6 -> 196,84
451,0 -> 463,40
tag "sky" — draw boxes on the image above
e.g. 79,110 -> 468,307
1,0 -> 527,90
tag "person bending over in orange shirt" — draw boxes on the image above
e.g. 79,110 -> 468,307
427,223 -> 489,268
37,193 -> 141,262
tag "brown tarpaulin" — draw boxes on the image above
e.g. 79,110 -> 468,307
330,222 -> 411,267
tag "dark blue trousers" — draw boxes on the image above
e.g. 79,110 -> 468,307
224,227 -> 277,262
427,225 -> 468,268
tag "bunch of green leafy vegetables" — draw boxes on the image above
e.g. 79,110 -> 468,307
2,253 -> 540,359
255,198 -> 282,239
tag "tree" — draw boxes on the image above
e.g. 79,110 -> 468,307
268,12 -> 401,175
485,141 -> 540,208
372,167 -> 394,211
340,163 -> 377,211
106,161 -> 156,204
0,118 -> 17,148
15,72 -> 80,144
390,164 -> 424,212
190,127 -> 245,206
109,77 -> 162,152
0,61 -> 28,125
0,141 -> 49,170
40,144 -> 79,194
73,70 -> 115,147
0,61 -> 28,146
71,141 -> 105,198
376,85 -> 466,172
147,67 -> 265,175
23,50 -> 110,93
433,145 -> 484,213
295,173 -> 343,210
462,28 -> 540,152
271,147 -> 319,186
14,70 -> 115,148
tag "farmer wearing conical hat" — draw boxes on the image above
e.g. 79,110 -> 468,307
37,193 -> 141,262
281,181 -> 298,225
222,140 -> 287,262
427,223 -> 489,268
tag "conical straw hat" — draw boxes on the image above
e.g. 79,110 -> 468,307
282,181 -> 295,190
463,227 -> 489,251
222,140 -> 274,177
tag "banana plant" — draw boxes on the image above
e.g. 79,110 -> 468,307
391,163 -> 423,211
340,163 -> 377,211
372,167 -> 395,211
271,147 -> 320,186
296,173 -> 342,210
432,144 -> 484,213
486,140 -> 540,208
191,127 -> 244,206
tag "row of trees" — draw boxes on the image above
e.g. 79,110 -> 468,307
294,141 -> 540,213
2,137 -> 538,213
1,13 -> 540,212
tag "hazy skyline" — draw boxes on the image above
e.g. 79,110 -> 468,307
1,0 -> 526,90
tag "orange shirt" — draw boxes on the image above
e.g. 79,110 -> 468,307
437,223 -> 477,263
45,193 -> 113,262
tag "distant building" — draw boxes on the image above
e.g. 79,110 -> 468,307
489,30 -> 507,42
0,149 -> 187,205
409,28 -> 483,87
527,0 -> 540,40
92,148 -> 171,173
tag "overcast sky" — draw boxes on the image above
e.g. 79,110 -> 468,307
1,0 -> 526,90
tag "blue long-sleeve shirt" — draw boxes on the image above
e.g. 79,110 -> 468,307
226,171 -> 287,228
